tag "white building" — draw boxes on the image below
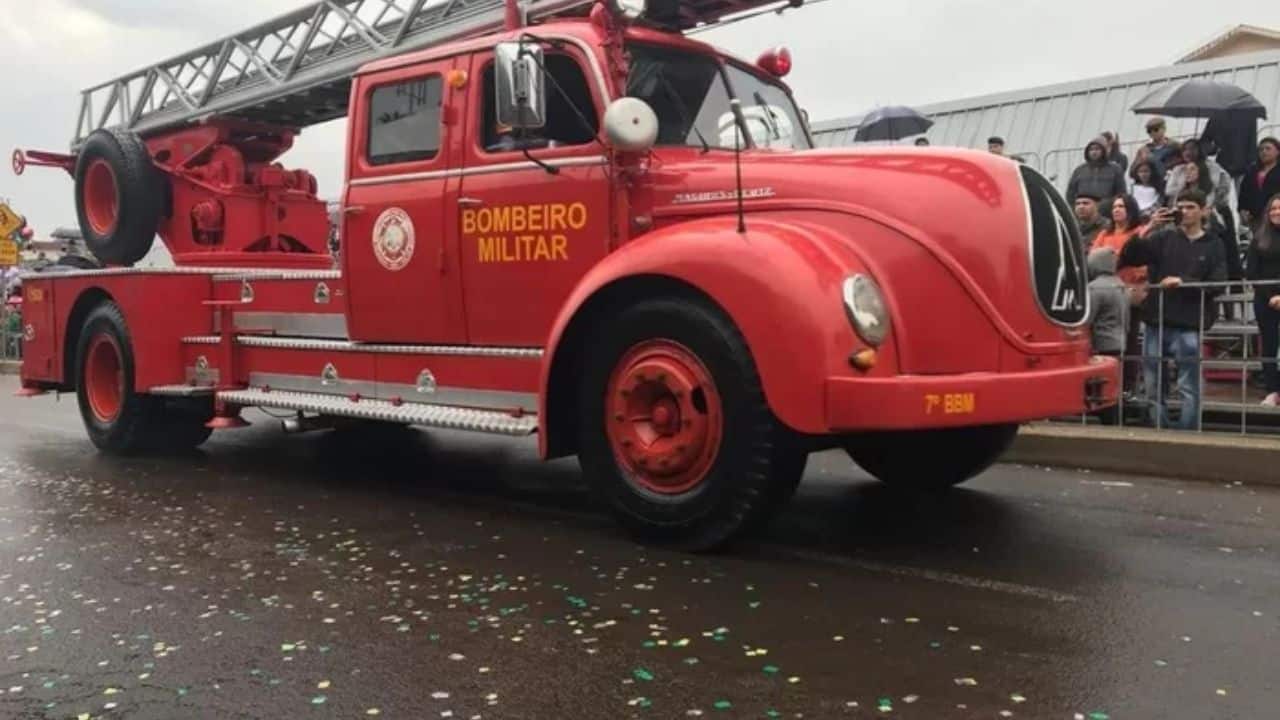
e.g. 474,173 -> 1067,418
811,25 -> 1280,189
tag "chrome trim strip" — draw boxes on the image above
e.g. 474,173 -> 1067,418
18,266 -> 338,281
251,372 -> 379,400
182,334 -> 542,358
234,336 -> 543,358
349,156 -> 609,187
212,270 -> 343,282
248,372 -> 537,412
213,312 -> 350,339
148,385 -> 217,397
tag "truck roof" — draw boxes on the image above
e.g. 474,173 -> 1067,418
356,20 -> 721,77
70,0 -> 796,149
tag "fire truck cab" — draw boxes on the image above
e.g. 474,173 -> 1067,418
13,0 -> 1118,550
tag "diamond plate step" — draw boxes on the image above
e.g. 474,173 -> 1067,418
149,385 -> 217,397
216,389 -> 538,436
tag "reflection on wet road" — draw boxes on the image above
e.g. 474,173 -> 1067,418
0,378 -> 1276,719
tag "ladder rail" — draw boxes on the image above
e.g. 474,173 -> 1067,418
71,0 -> 582,148
71,0 -> 800,149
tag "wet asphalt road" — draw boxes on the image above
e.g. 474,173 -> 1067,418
0,377 -> 1277,719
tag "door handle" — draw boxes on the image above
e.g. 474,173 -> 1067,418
341,205 -> 366,215
458,197 -> 484,209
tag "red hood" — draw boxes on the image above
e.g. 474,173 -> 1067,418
642,146 -> 1090,373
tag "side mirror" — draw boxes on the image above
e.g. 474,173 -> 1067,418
604,98 -> 659,153
495,42 -> 546,129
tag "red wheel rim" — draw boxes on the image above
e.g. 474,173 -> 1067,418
83,158 -> 119,236
85,334 -> 125,423
606,340 -> 723,496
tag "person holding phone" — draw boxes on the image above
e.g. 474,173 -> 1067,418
1245,193 -> 1280,407
1119,189 -> 1228,429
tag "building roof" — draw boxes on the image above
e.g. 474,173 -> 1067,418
812,46 -> 1280,189
1177,24 -> 1280,64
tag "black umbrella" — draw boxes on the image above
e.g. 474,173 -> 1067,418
1131,78 -> 1267,119
854,105 -> 934,142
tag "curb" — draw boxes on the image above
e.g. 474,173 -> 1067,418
1005,423 -> 1280,487
0,361 -> 19,376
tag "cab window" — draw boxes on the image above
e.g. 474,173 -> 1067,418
480,53 -> 599,154
367,75 -> 444,166
723,64 -> 808,150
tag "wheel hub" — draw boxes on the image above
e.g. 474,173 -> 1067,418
607,340 -> 723,496
83,158 -> 119,236
85,334 -> 124,423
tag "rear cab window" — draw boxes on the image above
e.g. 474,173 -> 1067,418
366,75 -> 444,166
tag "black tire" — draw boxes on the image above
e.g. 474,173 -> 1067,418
74,128 -> 163,266
75,302 -> 211,454
844,424 -> 1019,490
577,298 -> 804,551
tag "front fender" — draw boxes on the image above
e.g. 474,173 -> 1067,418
540,214 -> 888,457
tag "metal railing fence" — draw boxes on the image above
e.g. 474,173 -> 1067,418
1074,279 -> 1280,435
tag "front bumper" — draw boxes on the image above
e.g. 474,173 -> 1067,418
825,356 -> 1119,431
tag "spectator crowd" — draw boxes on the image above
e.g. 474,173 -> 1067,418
1016,119 -> 1280,428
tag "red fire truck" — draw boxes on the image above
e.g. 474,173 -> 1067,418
12,0 -> 1117,549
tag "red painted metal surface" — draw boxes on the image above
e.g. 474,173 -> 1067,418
84,334 -> 124,422
343,56 -> 468,344
144,120 -> 331,268
606,340 -> 723,496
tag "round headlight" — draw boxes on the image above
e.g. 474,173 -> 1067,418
611,0 -> 647,20
842,275 -> 890,347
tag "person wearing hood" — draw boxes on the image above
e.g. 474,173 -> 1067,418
1087,246 -> 1130,424
1067,136 -> 1127,205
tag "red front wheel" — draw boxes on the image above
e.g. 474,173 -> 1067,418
578,297 -> 806,551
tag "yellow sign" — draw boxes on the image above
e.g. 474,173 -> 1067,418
925,392 -> 976,416
462,202 -> 585,264
0,238 -> 17,267
0,203 -> 21,238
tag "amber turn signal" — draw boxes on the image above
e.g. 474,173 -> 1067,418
447,69 -> 469,89
849,349 -> 877,372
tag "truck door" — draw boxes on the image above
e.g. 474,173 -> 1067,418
343,58 -> 467,344
454,47 -> 612,348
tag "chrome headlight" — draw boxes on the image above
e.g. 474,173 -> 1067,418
610,0 -> 646,20
842,275 -> 890,347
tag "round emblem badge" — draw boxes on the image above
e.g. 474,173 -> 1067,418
372,208 -> 416,272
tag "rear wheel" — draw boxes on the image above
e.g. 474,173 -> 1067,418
76,303 -> 212,454
577,298 -> 804,551
74,128 -> 163,266
844,424 -> 1019,490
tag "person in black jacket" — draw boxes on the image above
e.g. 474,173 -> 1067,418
1240,138 -> 1280,232
1246,193 -> 1280,407
1119,188 -> 1228,429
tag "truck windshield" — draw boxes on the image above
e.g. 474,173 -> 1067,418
626,44 -> 811,151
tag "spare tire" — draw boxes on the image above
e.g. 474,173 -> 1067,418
74,128 -> 163,266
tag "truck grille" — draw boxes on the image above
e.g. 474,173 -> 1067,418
1020,166 -> 1088,326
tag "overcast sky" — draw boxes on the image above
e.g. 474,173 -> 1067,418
2,0 -> 1278,234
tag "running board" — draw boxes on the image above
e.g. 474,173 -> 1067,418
215,388 -> 539,436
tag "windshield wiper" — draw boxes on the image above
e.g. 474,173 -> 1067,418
752,91 -> 782,141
